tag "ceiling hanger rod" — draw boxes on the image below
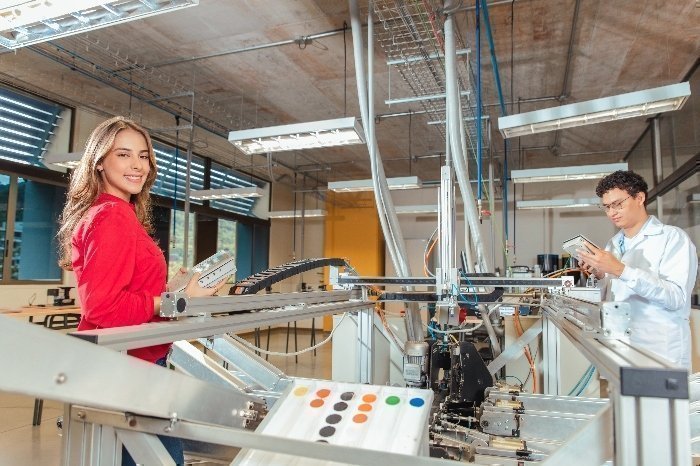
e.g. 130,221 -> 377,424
121,22 -> 377,72
374,95 -> 560,120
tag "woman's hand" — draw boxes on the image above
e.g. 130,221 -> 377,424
183,272 -> 229,298
577,241 -> 624,279
166,267 -> 188,292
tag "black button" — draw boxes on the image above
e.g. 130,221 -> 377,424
333,402 -> 348,411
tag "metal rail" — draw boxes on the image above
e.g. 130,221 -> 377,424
540,294 -> 690,466
71,299 -> 371,351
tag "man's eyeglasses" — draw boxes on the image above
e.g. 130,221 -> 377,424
599,195 -> 632,212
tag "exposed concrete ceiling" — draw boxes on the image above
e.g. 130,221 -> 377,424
0,0 -> 697,190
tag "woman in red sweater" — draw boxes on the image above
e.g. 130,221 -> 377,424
57,116 -> 223,465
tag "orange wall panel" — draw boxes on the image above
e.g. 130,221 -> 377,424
322,192 -> 384,329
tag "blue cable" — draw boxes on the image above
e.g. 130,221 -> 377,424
480,0 -> 510,264
568,365 -> 595,396
451,284 -> 474,306
427,321 -> 437,339
458,271 -> 480,305
567,365 -> 590,395
576,366 -> 596,396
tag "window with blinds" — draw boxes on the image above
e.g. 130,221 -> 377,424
151,142 -> 205,203
0,88 -> 63,167
209,161 -> 259,216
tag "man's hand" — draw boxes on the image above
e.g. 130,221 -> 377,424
577,241 -> 625,279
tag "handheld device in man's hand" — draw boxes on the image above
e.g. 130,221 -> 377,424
168,250 -> 237,293
562,235 -> 600,259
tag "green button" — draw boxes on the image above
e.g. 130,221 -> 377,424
385,395 -> 400,405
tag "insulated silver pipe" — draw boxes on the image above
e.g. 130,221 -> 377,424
350,0 -> 422,341
367,7 -> 410,282
443,7 -> 467,272
445,2 -> 500,357
488,119 -> 496,270
349,0 -> 399,273
445,5 -> 481,273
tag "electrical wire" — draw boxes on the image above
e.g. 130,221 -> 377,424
375,305 -> 406,353
423,227 -> 438,278
568,365 -> 596,396
522,343 -> 539,388
426,321 -> 484,335
503,374 -> 523,387
576,366 -> 596,396
513,311 -> 537,393
452,284 -> 475,306
231,312 -> 349,357
458,270 -> 480,304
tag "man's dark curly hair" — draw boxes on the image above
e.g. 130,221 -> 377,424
595,170 -> 648,201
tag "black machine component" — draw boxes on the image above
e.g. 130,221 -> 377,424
50,286 -> 75,306
429,340 -> 493,418
228,258 -> 348,295
378,288 -> 504,304
376,272 -> 505,303
448,342 -> 493,405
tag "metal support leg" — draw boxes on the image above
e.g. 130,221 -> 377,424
542,315 -> 561,395
117,430 -> 175,466
253,327 -> 260,356
96,425 -> 120,465
32,398 -> 43,425
285,322 -> 290,354
285,322 -> 299,363
62,404 -> 86,466
357,309 -> 373,383
311,318 -> 317,356
613,392 -> 638,466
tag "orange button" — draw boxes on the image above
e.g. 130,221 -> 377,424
362,394 -> 377,403
358,404 -> 372,412
310,399 -> 324,408
353,413 -> 368,423
316,389 -> 331,398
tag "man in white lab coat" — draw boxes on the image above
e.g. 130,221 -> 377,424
578,170 -> 698,369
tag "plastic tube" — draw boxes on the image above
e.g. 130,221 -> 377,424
349,0 -> 423,341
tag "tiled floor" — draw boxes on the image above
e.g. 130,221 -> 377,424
0,327 -> 332,465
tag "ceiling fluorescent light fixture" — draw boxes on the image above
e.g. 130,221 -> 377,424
328,176 -> 423,192
229,117 -> 364,155
498,82 -> 691,138
268,209 -> 327,219
0,0 -> 199,50
511,163 -> 628,184
688,193 -> 700,203
189,186 -> 263,200
43,151 -> 82,169
516,198 -> 600,210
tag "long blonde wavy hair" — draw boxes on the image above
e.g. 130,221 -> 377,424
57,116 -> 158,269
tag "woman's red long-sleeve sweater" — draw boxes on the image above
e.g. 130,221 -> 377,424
72,192 -> 169,363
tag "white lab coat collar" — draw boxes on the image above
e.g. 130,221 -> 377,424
612,215 -> 663,243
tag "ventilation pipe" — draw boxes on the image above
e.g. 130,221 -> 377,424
445,0 -> 500,357
349,0 -> 423,342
